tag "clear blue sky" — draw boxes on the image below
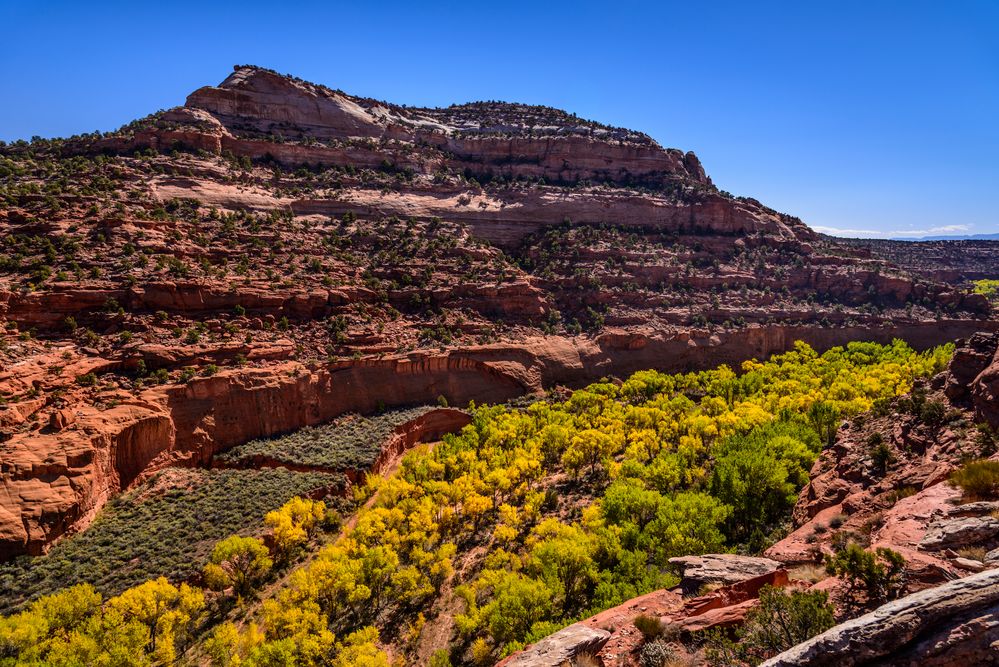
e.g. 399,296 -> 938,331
2,1 -> 996,238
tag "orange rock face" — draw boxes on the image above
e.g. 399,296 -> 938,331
2,323 -> 995,559
0,65 -> 993,565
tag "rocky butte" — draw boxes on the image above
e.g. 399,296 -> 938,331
1,65 -> 998,666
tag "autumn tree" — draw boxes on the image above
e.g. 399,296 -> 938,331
203,535 -> 273,596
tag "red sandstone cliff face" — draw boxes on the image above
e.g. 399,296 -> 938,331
2,321 -> 994,560
0,65 -> 992,564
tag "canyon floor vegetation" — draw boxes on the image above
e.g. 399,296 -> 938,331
0,339 -> 952,666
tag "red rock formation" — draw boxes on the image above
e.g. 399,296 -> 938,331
499,564 -> 792,667
3,322 -> 996,560
1,65 -> 993,568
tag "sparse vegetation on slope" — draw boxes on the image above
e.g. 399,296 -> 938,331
0,468 -> 344,614
216,407 -> 433,470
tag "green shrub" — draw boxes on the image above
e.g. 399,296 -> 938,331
739,586 -> 836,659
919,400 -> 947,426
950,459 -> 999,500
428,649 -> 452,667
871,442 -> 894,476
825,543 -> 906,607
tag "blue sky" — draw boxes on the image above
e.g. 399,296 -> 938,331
1,1 -> 996,238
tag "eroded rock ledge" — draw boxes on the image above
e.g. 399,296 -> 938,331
761,569 -> 999,667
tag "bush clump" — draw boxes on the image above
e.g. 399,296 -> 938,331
950,459 -> 999,500
702,585 -> 835,665
633,613 -> 665,640
825,543 -> 907,607
639,638 -> 677,667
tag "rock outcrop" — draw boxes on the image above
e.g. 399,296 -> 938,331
970,334 -> 999,431
919,515 -> 999,551
669,554 -> 783,594
500,560 -> 791,667
760,569 -> 999,666
496,624 -> 611,667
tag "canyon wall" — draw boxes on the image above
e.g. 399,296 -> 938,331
2,320 -> 993,560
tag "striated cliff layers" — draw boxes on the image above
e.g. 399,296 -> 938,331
0,65 -> 994,561
2,321 -> 994,559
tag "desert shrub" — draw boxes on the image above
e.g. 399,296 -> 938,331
572,652 -> 603,667
0,468 -> 343,613
634,613 -> 665,639
919,399 -> 947,426
739,586 -> 835,660
639,639 -> 677,667
825,543 -> 907,607
957,546 -> 986,561
884,486 -> 917,505
700,587 -> 834,665
950,459 -> 999,500
977,424 -> 998,457
870,441 -> 894,475
217,406 -> 435,470
428,649 -> 452,667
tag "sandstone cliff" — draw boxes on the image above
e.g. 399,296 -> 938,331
0,66 -> 993,561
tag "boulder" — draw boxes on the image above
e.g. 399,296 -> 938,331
496,623 -> 610,667
952,557 -> 986,572
946,501 -> 999,517
760,569 -> 999,666
669,554 -> 783,594
919,516 -> 999,551
48,409 -> 75,432
675,598 -> 758,634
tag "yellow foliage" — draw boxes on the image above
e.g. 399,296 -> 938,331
0,339 -> 952,666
